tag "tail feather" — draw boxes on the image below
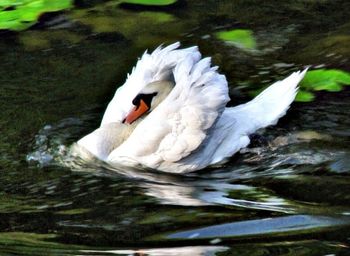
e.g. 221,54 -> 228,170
229,69 -> 307,135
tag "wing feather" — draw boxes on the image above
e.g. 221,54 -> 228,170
101,42 -> 201,125
108,54 -> 230,169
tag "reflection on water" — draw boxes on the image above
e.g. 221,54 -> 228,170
24,114 -> 348,215
82,246 -> 228,256
1,0 -> 350,255
168,215 -> 350,239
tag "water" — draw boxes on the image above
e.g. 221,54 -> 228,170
1,1 -> 350,255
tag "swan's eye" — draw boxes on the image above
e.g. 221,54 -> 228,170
132,92 -> 158,109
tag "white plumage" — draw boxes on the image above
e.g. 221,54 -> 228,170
76,42 -> 307,173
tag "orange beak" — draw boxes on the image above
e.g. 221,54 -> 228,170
124,99 -> 149,124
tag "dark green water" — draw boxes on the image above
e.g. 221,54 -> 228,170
1,1 -> 350,255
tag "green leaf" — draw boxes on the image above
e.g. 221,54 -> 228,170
300,69 -> 350,92
41,0 -> 72,12
295,90 -> 315,102
0,0 -> 72,31
120,0 -> 177,6
313,81 -> 343,92
215,29 -> 257,50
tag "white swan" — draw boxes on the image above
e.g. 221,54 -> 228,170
76,42 -> 306,173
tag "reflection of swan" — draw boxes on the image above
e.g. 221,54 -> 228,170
87,163 -> 292,211
81,246 -> 228,256
76,42 -> 306,173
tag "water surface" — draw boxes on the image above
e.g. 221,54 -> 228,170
1,1 -> 350,255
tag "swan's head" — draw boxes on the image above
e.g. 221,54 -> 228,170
123,80 -> 174,124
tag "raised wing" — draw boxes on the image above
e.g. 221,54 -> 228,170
227,69 -> 307,135
176,69 -> 307,171
107,55 -> 230,170
101,42 -> 201,125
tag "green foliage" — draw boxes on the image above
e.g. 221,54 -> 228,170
300,69 -> 350,91
120,0 -> 177,6
215,29 -> 257,50
0,0 -> 73,31
295,90 -> 315,102
69,2 -> 181,49
0,232 -> 86,252
56,208 -> 91,215
296,69 -> 350,102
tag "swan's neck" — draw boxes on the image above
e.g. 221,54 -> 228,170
143,80 -> 174,110
97,120 -> 142,155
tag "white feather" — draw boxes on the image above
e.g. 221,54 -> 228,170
176,69 -> 308,172
101,42 -> 201,125
77,43 -> 307,173
228,69 -> 307,134
107,53 -> 230,169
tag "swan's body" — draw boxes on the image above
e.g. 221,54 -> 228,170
77,42 -> 306,173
